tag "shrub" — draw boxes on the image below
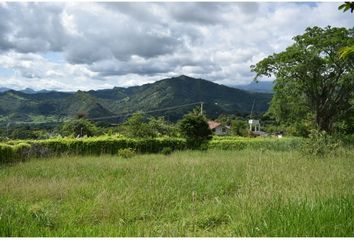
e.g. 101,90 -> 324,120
161,147 -> 173,155
59,118 -> 98,137
118,148 -> 136,159
179,112 -> 212,149
301,130 -> 343,156
122,113 -> 156,138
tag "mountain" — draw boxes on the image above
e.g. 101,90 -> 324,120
21,88 -> 37,94
0,75 -> 272,124
233,81 -> 274,93
0,87 -> 52,94
0,87 -> 11,93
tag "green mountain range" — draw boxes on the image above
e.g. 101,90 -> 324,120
0,75 -> 272,124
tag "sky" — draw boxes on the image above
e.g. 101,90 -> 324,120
0,2 -> 352,91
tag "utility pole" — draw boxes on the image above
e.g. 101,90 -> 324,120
6,122 -> 10,139
250,99 -> 255,119
200,102 -> 204,116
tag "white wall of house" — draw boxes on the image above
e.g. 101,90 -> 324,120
214,126 -> 228,135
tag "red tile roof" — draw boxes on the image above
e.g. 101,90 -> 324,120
208,120 -> 221,129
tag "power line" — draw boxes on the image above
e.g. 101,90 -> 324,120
1,101 -> 203,126
89,101 -> 203,121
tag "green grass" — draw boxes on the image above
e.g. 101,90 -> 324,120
0,149 -> 353,236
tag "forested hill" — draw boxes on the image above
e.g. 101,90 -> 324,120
0,75 -> 272,123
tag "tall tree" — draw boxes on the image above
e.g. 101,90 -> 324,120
179,110 -> 212,149
251,26 -> 354,133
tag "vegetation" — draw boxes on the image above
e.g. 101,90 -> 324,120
121,113 -> 156,138
179,111 -> 212,149
0,20 -> 353,237
117,148 -> 136,159
252,26 -> 354,134
338,2 -> 354,13
60,118 -> 98,137
0,149 -> 353,236
0,136 -> 187,164
0,76 -> 271,125
1,135 -> 307,164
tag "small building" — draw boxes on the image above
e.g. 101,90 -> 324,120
208,120 -> 231,136
248,119 -> 260,132
248,119 -> 269,137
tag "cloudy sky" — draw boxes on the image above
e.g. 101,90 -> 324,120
0,2 -> 352,91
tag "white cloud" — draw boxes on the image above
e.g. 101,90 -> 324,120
0,2 -> 352,91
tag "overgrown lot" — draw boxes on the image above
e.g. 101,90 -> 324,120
0,149 -> 353,236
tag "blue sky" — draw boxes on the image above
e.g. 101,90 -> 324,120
0,2 -> 352,91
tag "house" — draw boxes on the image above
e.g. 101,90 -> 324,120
208,120 -> 231,136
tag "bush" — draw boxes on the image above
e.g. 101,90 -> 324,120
118,148 -> 136,159
179,112 -> 212,149
231,119 -> 248,136
301,130 -> 343,156
122,113 -> 156,138
161,147 -> 173,155
59,118 -> 98,137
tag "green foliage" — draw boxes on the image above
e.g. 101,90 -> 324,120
161,147 -> 173,155
147,116 -> 179,137
122,113 -> 156,138
230,119 -> 248,136
9,127 -> 39,140
0,76 -> 272,125
117,148 -> 136,159
301,129 -> 343,156
283,121 -> 313,137
209,136 -> 302,151
59,118 -> 98,137
0,143 -> 31,163
339,45 -> 354,59
252,26 -> 354,133
179,111 -> 212,149
338,2 -> 354,13
0,136 -> 187,164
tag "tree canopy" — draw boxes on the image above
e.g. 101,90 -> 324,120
179,110 -> 212,149
251,26 -> 354,133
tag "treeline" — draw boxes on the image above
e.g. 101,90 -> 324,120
0,111 -> 253,140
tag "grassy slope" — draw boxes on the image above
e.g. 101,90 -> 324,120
0,149 -> 353,237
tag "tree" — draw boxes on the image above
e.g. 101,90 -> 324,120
338,3 -> 354,59
231,118 -> 248,136
148,116 -> 178,137
251,26 -> 354,133
339,45 -> 354,59
179,111 -> 212,149
60,118 -> 97,137
122,113 -> 156,138
338,2 -> 354,13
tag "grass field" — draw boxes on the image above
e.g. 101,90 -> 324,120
0,149 -> 353,236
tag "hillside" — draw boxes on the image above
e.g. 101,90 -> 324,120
233,81 -> 274,93
0,75 -> 272,124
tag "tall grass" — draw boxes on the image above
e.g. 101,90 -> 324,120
0,149 -> 353,236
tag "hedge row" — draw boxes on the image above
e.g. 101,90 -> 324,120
0,143 -> 31,164
1,137 -> 187,164
1,136 -> 303,164
209,138 -> 302,151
